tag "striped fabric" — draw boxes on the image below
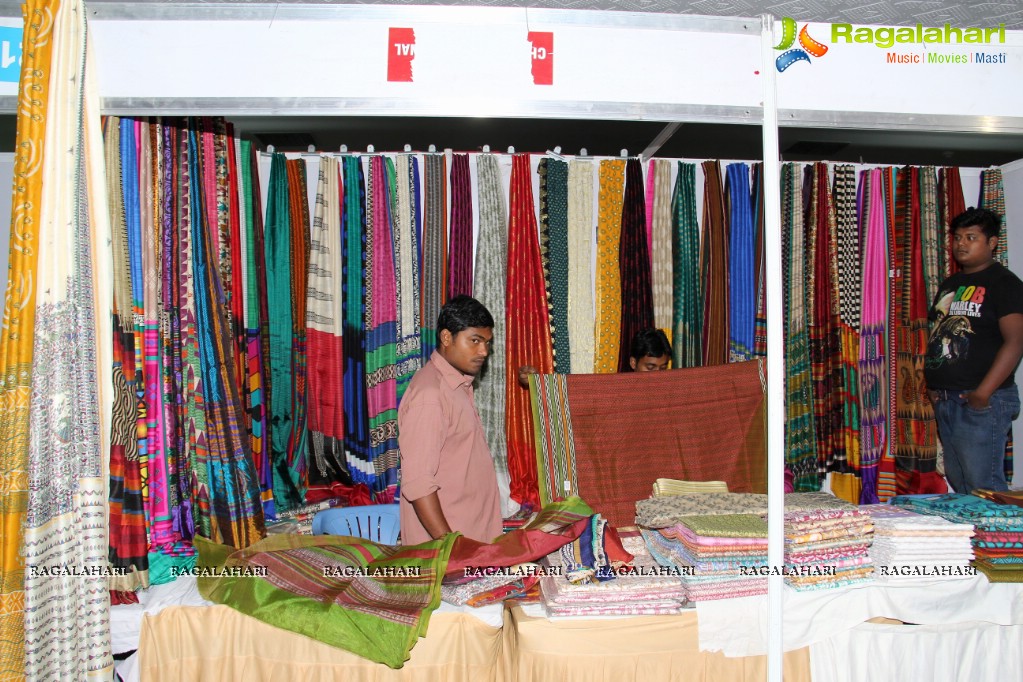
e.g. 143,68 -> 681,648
650,160 -> 674,339
18,1 -> 115,675
392,155 -> 423,405
752,163 -> 768,358
727,163 -> 754,362
285,158 -> 310,493
939,167 -> 966,278
365,156 -> 400,501
567,160 -> 595,374
593,160 -> 625,373
858,169 -> 888,505
701,160 -> 729,366
306,157 -> 347,484
473,154 -> 511,508
880,168 -> 898,501
617,158 -> 654,371
672,162 -> 702,367
447,153 -> 473,298
506,154 -> 554,507
420,154 -> 447,359
980,168 -> 1008,267
919,167 -> 942,305
542,158 -> 571,373
782,163 -> 817,491
529,374 -> 578,506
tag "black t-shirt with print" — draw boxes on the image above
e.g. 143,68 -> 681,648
924,262 -> 1023,391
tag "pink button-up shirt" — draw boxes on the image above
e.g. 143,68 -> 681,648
398,351 -> 502,545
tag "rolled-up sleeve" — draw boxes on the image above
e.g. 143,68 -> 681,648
398,400 -> 446,501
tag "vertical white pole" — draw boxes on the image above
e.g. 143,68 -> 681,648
760,13 -> 785,682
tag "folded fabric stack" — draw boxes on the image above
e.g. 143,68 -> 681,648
783,507 -> 874,591
641,513 -> 768,601
652,478 -> 729,496
539,535 -> 687,616
860,503 -> 975,582
893,493 -> 1023,583
442,564 -> 543,607
635,491 -> 854,528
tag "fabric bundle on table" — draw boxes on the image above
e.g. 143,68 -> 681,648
635,491 -> 854,529
860,504 -> 974,582
441,566 -> 542,607
539,535 -> 686,617
893,494 -> 1023,582
783,507 -> 875,591
652,479 -> 729,496
641,513 -> 768,601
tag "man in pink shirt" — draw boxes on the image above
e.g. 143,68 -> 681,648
398,296 -> 503,545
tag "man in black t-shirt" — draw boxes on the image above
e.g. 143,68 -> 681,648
924,207 -> 1023,493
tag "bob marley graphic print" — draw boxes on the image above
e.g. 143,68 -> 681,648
924,262 -> 1023,391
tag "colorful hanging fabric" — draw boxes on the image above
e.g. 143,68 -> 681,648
238,140 -> 274,515
567,159 -> 595,374
364,156 -> 400,502
540,158 -> 571,373
919,167 -> 942,305
650,160 -> 674,340
106,117 -> 149,589
830,164 -> 861,503
506,154 -> 554,507
980,167 -> 1008,267
264,153 -> 301,511
781,163 -> 817,491
892,166 -> 940,495
880,167 -> 899,501
701,161 -> 729,366
858,168 -> 889,505
447,153 -> 473,298
752,163 -> 768,358
938,167 -> 965,278
807,162 -> 843,476
617,158 -> 654,371
727,163 -> 754,362
341,157 -> 371,494
672,162 -> 702,368
593,159 -> 625,373
286,158 -> 310,495
420,154 -> 447,358
473,154 -> 512,512
184,126 -> 265,547
18,0 -> 115,674
306,156 -> 347,487
393,154 -> 422,404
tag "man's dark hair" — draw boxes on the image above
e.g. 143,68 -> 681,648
437,295 -> 495,335
950,207 -> 1001,240
629,328 -> 672,361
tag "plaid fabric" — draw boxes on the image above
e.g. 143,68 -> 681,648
832,165 -> 860,480
727,163 -> 755,362
672,162 -> 702,367
529,373 -> 578,506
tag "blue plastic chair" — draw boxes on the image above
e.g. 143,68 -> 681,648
312,504 -> 401,544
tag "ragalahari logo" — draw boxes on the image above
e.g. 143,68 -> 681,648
774,17 -> 828,72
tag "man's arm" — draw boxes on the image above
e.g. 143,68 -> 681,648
409,492 -> 453,539
967,312 -> 1023,408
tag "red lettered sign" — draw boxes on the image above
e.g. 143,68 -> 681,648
528,31 -> 553,85
387,27 -> 415,82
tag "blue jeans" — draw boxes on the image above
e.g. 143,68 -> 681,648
932,385 -> 1020,493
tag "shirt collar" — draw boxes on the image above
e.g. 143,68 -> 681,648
430,350 -> 475,389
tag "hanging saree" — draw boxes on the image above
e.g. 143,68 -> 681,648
19,1 -> 114,674
938,167 -> 965,278
919,168 -> 942,304
236,141 -> 274,514
106,117 -> 149,589
830,165 -> 861,503
701,160 -> 729,367
263,153 -> 301,511
880,167 -> 898,500
617,158 -> 654,372
672,162 -> 702,368
341,157 -> 372,494
650,160 -> 674,340
364,157 -> 400,501
727,163 -> 754,362
567,159 -> 595,374
781,163 -> 817,491
506,154 -> 554,508
473,154 -> 513,513
447,153 -> 473,298
752,163 -> 768,358
892,166 -> 940,495
393,154 -> 423,404
306,157 -> 348,487
858,169 -> 888,505
286,158 -> 310,495
420,154 -> 447,358
541,158 -> 571,373
593,159 -> 625,373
